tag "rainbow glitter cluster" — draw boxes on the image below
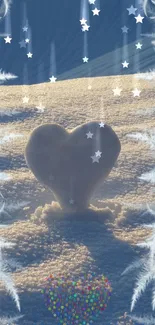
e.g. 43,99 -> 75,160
41,271 -> 112,324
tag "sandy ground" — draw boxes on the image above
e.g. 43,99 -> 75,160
0,75 -> 155,324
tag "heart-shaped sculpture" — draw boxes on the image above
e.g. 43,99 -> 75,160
25,121 -> 121,212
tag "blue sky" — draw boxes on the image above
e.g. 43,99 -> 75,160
0,0 -> 153,85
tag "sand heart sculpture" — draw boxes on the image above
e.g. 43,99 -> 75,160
25,121 -> 121,212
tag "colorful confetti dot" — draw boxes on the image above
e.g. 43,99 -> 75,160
41,271 -> 112,324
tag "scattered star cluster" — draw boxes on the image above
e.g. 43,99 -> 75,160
79,2 -> 145,100
18,25 -> 33,58
2,1 -> 149,105
80,0 -> 101,63
117,4 -> 145,97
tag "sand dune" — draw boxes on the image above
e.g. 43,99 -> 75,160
0,74 -> 155,324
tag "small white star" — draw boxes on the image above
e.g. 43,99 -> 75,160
25,38 -> 30,43
91,155 -> 100,163
86,131 -> 93,139
19,40 -> 26,48
23,96 -> 29,103
122,61 -> 129,68
95,150 -> 102,158
49,76 -> 57,83
132,88 -> 141,97
4,36 -> 12,43
22,26 -> 28,32
83,56 -> 89,63
88,85 -> 92,90
92,8 -> 100,16
27,52 -> 33,58
80,18 -> 87,25
82,24 -> 90,32
89,0 -> 96,4
135,42 -> 143,49
135,14 -> 144,23
99,122 -> 105,128
127,5 -> 137,15
113,87 -> 122,96
121,26 -> 129,33
69,199 -> 74,205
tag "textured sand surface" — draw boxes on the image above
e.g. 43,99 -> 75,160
0,75 -> 155,324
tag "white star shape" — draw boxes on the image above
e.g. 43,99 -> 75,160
127,5 -> 137,15
49,76 -> 57,82
132,88 -> 141,97
122,61 -> 129,68
27,52 -> 33,58
113,87 -> 122,96
91,155 -> 100,163
23,96 -> 29,103
69,199 -> 74,205
95,150 -> 102,158
89,0 -> 96,4
86,131 -> 93,139
82,24 -> 90,32
99,122 -> 105,128
135,14 -> 144,23
92,8 -> 100,15
4,36 -> 12,43
135,42 -> 143,49
83,56 -> 89,63
88,85 -> 92,90
19,40 -> 26,48
25,38 -> 30,43
22,26 -> 28,32
121,26 -> 129,33
80,18 -> 87,25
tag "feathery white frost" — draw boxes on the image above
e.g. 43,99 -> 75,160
138,169 -> 155,184
0,315 -> 24,325
126,131 -> 155,150
0,69 -> 18,84
130,268 -> 154,312
4,200 -> 30,213
0,238 -> 21,311
0,109 -> 21,117
135,69 -> 155,81
0,0 -> 12,18
121,257 -> 147,276
0,133 -> 24,145
128,314 -> 155,324
122,203 -> 155,312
